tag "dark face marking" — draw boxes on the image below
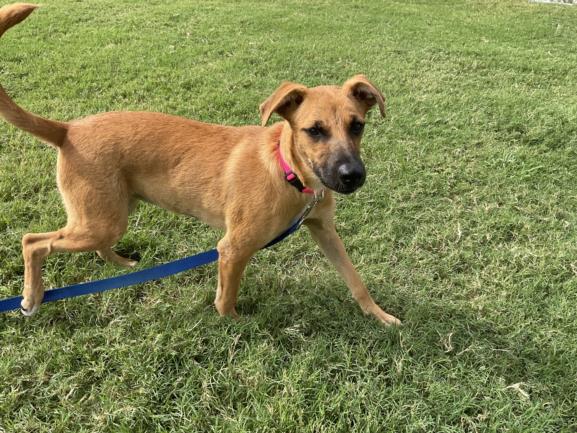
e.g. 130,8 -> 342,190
297,115 -> 368,194
302,121 -> 329,142
349,118 -> 365,136
312,151 -> 366,194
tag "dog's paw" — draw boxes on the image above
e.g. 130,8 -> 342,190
123,258 -> 138,268
378,312 -> 401,326
368,304 -> 401,326
215,302 -> 239,319
20,298 -> 40,316
97,249 -> 139,268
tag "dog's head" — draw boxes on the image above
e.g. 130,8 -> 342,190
260,74 -> 385,194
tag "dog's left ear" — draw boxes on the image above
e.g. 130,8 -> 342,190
259,81 -> 308,126
343,74 -> 386,118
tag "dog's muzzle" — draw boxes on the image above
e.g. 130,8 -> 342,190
314,154 -> 366,194
336,159 -> 366,193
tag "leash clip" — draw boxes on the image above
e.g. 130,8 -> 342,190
296,189 -> 325,227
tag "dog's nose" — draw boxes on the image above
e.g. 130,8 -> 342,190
337,161 -> 365,187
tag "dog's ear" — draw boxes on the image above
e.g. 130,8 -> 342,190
0,3 -> 39,37
259,82 -> 307,126
343,74 -> 386,118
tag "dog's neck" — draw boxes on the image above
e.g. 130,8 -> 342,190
276,123 -> 323,193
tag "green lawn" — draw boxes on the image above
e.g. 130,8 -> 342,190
1,0 -> 577,431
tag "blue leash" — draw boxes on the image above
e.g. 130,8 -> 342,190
0,217 -> 303,314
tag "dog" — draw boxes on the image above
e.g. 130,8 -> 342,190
0,3 -> 400,325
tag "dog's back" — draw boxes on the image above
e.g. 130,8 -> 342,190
65,111 -> 267,223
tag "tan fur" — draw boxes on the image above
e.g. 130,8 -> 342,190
0,3 -> 400,325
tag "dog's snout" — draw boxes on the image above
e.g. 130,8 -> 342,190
338,162 -> 364,186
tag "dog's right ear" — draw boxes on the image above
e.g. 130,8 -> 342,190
259,82 -> 307,127
0,3 -> 39,37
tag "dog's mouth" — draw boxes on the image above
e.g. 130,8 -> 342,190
311,158 -> 366,195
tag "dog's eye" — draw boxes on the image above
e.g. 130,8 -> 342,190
305,126 -> 325,139
350,120 -> 365,135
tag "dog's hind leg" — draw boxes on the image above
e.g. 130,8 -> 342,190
21,223 -> 128,315
96,197 -> 140,267
21,231 -> 57,315
97,248 -> 137,268
19,147 -> 134,315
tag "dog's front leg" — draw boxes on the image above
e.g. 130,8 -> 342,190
214,234 -> 256,318
304,218 -> 401,326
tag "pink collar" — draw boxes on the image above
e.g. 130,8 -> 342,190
276,144 -> 315,194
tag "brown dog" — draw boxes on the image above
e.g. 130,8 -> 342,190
0,3 -> 400,325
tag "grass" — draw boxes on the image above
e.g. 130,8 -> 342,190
1,0 -> 577,431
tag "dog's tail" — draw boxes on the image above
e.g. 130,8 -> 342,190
0,3 -> 68,147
